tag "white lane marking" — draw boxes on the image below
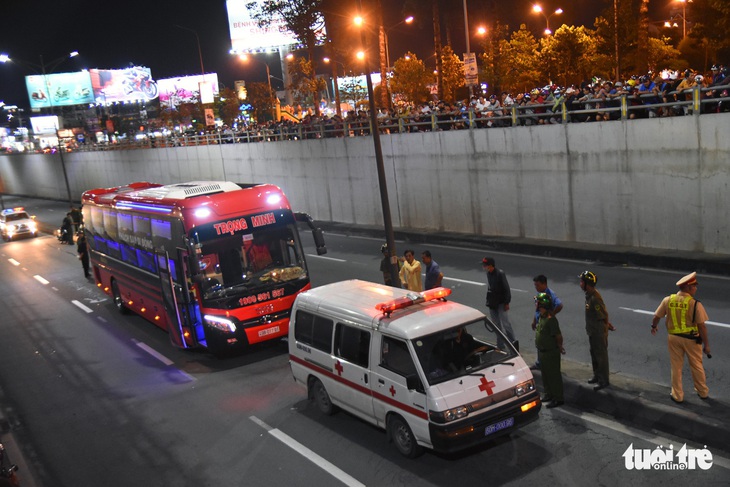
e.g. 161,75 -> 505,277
307,254 -> 347,262
51,287 -> 59,291
250,416 -> 365,487
97,316 -> 107,323
134,340 -> 174,366
33,275 -> 50,285
558,408 -> 730,469
444,276 -> 485,286
71,300 -> 93,313
8,258 -> 20,266
620,307 -> 730,329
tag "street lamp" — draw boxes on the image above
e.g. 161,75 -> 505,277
0,50 -> 79,206
355,0 -> 400,288
384,16 -> 414,70
532,4 -> 563,35
174,25 -> 206,77
673,0 -> 692,40
323,57 -> 347,117
237,54 -> 276,122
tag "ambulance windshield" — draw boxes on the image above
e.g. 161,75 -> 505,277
412,318 -> 518,386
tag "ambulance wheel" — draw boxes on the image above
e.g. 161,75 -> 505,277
111,280 -> 129,315
310,378 -> 336,416
388,415 -> 424,458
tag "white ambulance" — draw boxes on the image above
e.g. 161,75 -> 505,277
288,280 -> 541,457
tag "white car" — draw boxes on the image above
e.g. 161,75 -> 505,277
1,207 -> 38,241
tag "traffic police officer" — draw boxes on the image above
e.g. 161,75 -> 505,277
651,272 -> 711,403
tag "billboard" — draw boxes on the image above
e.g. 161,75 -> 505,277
227,0 -> 324,52
26,71 -> 94,109
30,115 -> 60,135
89,67 -> 158,104
158,74 -> 220,108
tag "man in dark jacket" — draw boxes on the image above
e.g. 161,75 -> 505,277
483,257 -> 517,350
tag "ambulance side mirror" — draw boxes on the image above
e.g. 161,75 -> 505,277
406,374 -> 424,393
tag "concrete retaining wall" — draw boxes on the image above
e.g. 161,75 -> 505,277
2,113 -> 729,254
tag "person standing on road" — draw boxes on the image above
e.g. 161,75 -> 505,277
531,275 -> 564,370
579,271 -> 615,391
380,243 -> 396,287
483,257 -> 517,349
77,230 -> 90,279
421,250 -> 443,290
651,272 -> 711,403
399,249 -> 422,292
535,292 -> 565,408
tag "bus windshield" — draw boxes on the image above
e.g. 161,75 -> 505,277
412,318 -> 519,386
195,221 -> 307,304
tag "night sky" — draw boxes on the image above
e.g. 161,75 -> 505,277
1,0 -> 671,108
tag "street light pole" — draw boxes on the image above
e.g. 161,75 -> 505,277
238,54 -> 276,122
1,51 -> 78,206
174,25 -> 206,77
357,0 -> 400,287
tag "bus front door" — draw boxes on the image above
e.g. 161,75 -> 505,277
156,249 -> 188,348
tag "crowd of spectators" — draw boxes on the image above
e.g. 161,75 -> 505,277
221,65 -> 728,142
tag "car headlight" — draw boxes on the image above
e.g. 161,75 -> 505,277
430,405 -> 469,424
203,314 -> 237,333
29,222 -> 37,232
515,379 -> 536,397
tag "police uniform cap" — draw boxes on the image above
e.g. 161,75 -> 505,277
676,272 -> 697,287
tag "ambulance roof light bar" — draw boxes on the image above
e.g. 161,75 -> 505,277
375,287 -> 452,316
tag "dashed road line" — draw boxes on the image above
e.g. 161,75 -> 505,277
620,306 -> 730,329
444,276 -> 485,286
134,340 -> 174,366
250,416 -> 365,487
8,258 -> 19,266
33,275 -> 50,285
71,300 -> 93,313
307,254 -> 346,262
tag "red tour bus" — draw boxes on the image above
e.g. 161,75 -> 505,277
81,181 -> 327,354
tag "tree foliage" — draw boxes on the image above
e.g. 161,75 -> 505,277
439,45 -> 464,103
286,58 -> 327,109
218,87 -> 243,126
390,52 -> 431,105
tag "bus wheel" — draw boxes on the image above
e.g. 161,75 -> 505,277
309,378 -> 336,416
111,280 -> 129,315
388,415 -> 424,458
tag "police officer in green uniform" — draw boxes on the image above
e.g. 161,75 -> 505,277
579,271 -> 615,391
534,293 -> 565,408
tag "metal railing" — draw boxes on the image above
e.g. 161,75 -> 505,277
12,83 -> 730,153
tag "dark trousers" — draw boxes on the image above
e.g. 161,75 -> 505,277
588,332 -> 610,385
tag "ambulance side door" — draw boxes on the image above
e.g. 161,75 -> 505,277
371,336 -> 429,436
332,322 -> 374,421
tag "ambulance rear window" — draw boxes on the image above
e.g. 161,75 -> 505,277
294,310 -> 333,353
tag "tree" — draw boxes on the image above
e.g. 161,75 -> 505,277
218,87 -> 243,126
479,21 -> 511,95
646,37 -> 684,73
390,52 -> 431,105
245,82 -> 276,122
439,45 -> 464,102
688,0 -> 730,68
498,24 -> 541,93
286,57 -> 327,111
246,0 -> 326,115
540,25 -> 601,87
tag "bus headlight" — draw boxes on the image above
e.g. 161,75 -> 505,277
203,314 -> 237,333
515,379 -> 536,397
430,405 -> 469,424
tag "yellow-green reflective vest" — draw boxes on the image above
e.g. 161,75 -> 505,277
667,294 -> 697,335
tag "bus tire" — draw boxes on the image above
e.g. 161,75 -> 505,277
387,415 -> 424,458
111,280 -> 129,315
309,377 -> 336,416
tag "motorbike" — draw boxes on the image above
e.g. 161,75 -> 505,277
53,86 -> 70,103
122,69 -> 158,100
56,226 -> 74,245
0,443 -> 19,486
31,90 -> 47,102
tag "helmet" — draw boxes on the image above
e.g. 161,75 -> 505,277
695,74 -> 704,83
684,69 -> 691,78
579,271 -> 597,287
531,88 -> 540,95
535,293 -> 552,309
489,94 -> 497,100
640,75 -> 649,83
523,94 -> 531,101
380,243 -> 389,253
711,64 -> 719,71
627,79 -> 637,87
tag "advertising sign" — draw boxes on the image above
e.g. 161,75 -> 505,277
30,115 -> 60,135
463,52 -> 478,86
26,71 -> 94,109
158,74 -> 220,108
226,0 -> 324,52
89,67 -> 159,104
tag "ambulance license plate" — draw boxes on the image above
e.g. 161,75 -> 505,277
485,417 -> 514,436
